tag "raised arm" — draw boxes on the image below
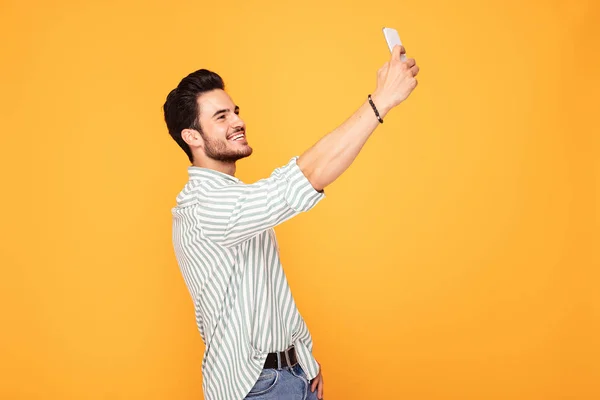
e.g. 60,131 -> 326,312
297,45 -> 420,191
193,46 -> 419,247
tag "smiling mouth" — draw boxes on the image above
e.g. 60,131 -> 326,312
228,131 -> 246,141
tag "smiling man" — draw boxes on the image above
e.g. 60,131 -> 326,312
163,45 -> 419,400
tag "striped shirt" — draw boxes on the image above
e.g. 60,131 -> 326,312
171,156 -> 325,400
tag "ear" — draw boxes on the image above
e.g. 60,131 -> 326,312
181,129 -> 204,148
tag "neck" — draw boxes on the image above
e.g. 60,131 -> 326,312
192,158 -> 237,176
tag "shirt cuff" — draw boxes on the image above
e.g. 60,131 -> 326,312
282,156 -> 325,212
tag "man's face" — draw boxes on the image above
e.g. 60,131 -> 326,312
196,89 -> 252,162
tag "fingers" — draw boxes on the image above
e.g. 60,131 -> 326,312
310,374 -> 323,399
311,376 -> 318,392
318,377 -> 324,399
391,45 -> 406,61
393,48 -> 419,77
376,47 -> 420,106
403,58 -> 420,77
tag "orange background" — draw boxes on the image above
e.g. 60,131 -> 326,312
1,0 -> 598,399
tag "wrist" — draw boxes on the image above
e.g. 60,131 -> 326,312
369,92 -> 392,117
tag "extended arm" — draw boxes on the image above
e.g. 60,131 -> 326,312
195,45 -> 420,247
297,45 -> 419,191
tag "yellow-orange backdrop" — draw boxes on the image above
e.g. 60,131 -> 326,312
1,0 -> 598,399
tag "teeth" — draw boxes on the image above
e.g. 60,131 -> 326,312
230,133 -> 244,141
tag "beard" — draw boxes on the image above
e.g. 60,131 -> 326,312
202,132 -> 253,163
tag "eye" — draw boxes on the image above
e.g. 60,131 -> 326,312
218,115 -> 226,120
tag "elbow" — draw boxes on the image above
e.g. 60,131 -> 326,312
305,167 -> 327,193
311,178 -> 326,193
297,156 -> 327,192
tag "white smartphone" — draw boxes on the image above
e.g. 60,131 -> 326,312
382,27 -> 407,61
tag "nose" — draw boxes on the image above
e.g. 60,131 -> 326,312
232,113 -> 245,129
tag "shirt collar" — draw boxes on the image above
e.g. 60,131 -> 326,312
187,166 -> 241,183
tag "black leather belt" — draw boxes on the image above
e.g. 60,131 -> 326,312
263,345 -> 298,369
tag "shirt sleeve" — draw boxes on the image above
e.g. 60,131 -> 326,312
194,156 -> 325,247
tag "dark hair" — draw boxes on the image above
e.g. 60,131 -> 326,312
163,69 -> 225,162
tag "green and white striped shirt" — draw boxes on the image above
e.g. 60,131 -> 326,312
172,156 -> 325,400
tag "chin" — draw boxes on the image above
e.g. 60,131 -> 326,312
228,146 -> 253,162
236,142 -> 253,156
239,147 -> 253,159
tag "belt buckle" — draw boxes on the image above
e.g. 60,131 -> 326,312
284,344 -> 294,367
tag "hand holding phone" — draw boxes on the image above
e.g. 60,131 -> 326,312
370,27 -> 419,113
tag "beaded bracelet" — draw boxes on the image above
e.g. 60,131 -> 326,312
368,94 -> 383,123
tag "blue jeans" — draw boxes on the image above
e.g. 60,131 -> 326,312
244,364 -> 319,400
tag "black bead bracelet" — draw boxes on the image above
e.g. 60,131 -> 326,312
368,94 -> 383,123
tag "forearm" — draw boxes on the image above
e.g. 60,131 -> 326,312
297,94 -> 390,192
297,44 -> 419,192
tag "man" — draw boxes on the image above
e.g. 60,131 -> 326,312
163,45 -> 419,400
